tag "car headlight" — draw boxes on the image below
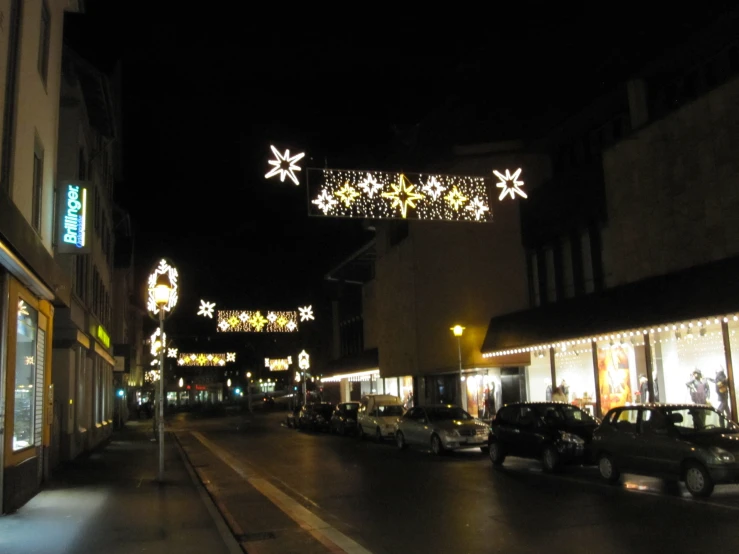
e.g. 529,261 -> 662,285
441,429 -> 461,439
559,431 -> 585,445
709,447 -> 736,464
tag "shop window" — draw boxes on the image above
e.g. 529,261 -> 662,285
596,339 -> 641,417
465,373 -> 499,419
554,342 -> 596,417
527,349 -> 552,402
399,376 -> 414,409
722,318 -> 739,419
384,377 -> 399,397
650,320 -> 726,408
13,300 -> 38,451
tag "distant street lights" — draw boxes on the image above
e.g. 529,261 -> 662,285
147,259 -> 179,483
451,325 -> 465,409
246,372 -> 253,413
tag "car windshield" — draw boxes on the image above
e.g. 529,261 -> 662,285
535,404 -> 594,423
663,407 -> 739,435
427,407 -> 472,421
377,405 -> 404,416
343,404 -> 358,412
560,405 -> 595,423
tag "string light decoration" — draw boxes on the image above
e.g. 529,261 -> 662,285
307,168 -> 493,222
216,310 -> 299,332
298,350 -> 310,370
264,357 -> 293,371
167,348 -> 178,358
177,352 -> 236,367
493,168 -> 527,200
298,305 -> 315,322
265,145 -> 305,185
146,259 -> 178,315
197,300 -> 216,318
150,328 -> 166,356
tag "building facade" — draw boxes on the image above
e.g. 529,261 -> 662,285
482,13 -> 739,422
50,46 -> 117,466
0,0 -> 83,514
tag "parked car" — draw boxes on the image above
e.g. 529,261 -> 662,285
487,402 -> 598,472
358,394 -> 405,441
592,403 -> 739,497
298,402 -> 335,432
395,405 -> 490,455
330,402 -> 360,435
286,404 -> 301,428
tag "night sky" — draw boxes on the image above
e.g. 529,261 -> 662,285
62,2 -> 736,361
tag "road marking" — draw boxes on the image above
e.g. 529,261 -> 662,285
191,431 -> 373,554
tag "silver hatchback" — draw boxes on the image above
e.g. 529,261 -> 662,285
395,405 -> 490,455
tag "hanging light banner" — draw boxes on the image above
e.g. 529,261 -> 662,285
56,182 -> 91,253
307,168 -> 493,222
177,352 -> 236,366
217,310 -> 299,332
264,357 -> 292,371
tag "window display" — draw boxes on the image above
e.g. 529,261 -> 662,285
399,376 -> 414,409
527,350 -> 552,402
554,342 -> 596,416
596,339 -> 641,415
650,320 -> 726,407
13,300 -> 38,451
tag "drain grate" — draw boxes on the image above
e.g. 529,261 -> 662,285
236,531 -> 277,542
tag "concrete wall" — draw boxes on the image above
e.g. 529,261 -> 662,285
602,74 -> 739,287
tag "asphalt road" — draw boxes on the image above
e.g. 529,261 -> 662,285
171,409 -> 739,554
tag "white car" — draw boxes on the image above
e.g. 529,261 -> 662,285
357,394 -> 405,441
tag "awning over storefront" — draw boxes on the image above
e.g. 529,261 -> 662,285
482,255 -> 739,355
324,348 -> 378,376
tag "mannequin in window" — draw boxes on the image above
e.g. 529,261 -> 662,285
713,369 -> 730,417
638,375 -> 649,403
545,384 -> 552,401
686,369 -> 710,405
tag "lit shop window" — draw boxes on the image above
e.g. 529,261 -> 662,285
554,341 -> 596,417
14,300 -> 38,451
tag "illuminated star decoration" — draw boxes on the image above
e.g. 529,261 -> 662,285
167,348 -> 178,358
197,299 -> 216,318
381,174 -> 425,218
312,189 -> 338,214
298,305 -> 315,322
465,196 -> 490,221
226,352 -> 236,362
493,168 -> 527,200
421,175 -> 447,201
357,173 -> 383,198
444,185 -> 468,211
265,145 -> 305,186
335,182 -> 361,206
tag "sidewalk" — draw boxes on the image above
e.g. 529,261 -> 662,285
0,420 -> 242,554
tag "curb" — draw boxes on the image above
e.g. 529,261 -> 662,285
173,432 -> 244,554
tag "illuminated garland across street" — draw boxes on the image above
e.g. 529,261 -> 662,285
177,352 -> 237,366
265,357 -> 293,371
217,310 -> 299,332
307,168 -> 493,222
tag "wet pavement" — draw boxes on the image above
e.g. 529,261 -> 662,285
171,409 -> 739,554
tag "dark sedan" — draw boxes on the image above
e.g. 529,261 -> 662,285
488,402 -> 598,472
330,401 -> 360,435
298,402 -> 335,432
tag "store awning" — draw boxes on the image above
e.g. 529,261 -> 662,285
481,255 -> 739,354
324,348 -> 379,376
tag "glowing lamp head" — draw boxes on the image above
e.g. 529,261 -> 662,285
246,371 -> 252,378
451,325 -> 465,337
227,379 -> 232,387
178,377 -> 183,388
147,258 -> 179,316
153,283 -> 171,306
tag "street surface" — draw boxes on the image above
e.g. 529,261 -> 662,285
171,408 -> 739,554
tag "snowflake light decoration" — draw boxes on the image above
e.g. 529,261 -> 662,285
226,352 -> 236,362
216,310 -> 299,332
357,173 -> 383,198
177,352 -> 234,367
265,145 -> 305,186
311,189 -> 338,215
421,175 -> 447,201
493,168 -> 527,200
444,185 -> 468,211
167,348 -> 178,358
465,196 -> 490,221
335,182 -> 361,206
197,300 -> 216,318
381,174 -> 425,219
298,305 -> 315,322
298,350 -> 310,370
147,259 -> 179,316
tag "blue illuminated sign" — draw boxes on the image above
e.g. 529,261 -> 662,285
57,183 -> 90,254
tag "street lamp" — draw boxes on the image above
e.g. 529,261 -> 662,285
246,372 -> 252,413
147,258 -> 179,483
451,325 -> 465,408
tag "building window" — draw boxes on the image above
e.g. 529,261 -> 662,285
581,229 -> 595,294
38,0 -> 51,85
13,300 -> 38,451
32,141 -> 44,232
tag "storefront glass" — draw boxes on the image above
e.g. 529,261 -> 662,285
527,349 -> 552,402
399,376 -> 414,409
554,342 -> 596,416
650,319 -> 725,408
13,300 -> 38,451
596,338 -> 640,415
465,371 -> 499,419
725,318 -> 739,419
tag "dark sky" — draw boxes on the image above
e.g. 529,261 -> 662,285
63,2 -> 736,356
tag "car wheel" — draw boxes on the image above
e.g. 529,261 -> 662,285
684,461 -> 714,498
430,434 -> 444,455
357,425 -> 364,440
375,427 -> 383,442
489,441 -> 505,466
542,445 -> 560,473
598,453 -> 620,484
396,431 -> 408,450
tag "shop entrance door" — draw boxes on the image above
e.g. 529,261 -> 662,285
501,367 -> 526,406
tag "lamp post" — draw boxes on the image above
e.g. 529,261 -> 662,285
451,325 -> 465,408
246,372 -> 252,413
147,259 -> 179,483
